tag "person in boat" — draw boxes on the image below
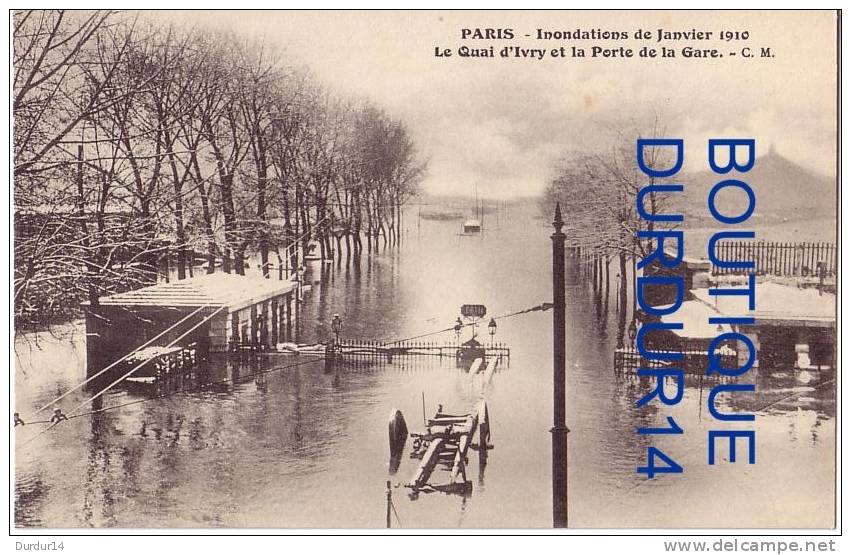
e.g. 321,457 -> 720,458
50,408 -> 68,424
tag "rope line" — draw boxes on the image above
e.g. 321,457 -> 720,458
15,306 -> 227,451
15,355 -> 326,453
383,302 -> 552,344
70,355 -> 327,420
19,211 -> 330,424
15,287 -> 545,453
754,377 -> 835,412
389,498 -> 403,527
15,215 -> 328,433
65,306 -> 227,417
622,376 -> 836,498
23,304 -> 216,422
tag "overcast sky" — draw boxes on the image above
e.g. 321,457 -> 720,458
158,10 -> 837,198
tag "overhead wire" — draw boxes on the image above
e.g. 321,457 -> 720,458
15,305 -> 227,451
14,354 -> 327,454
382,302 -> 552,345
14,300 -> 552,448
621,375 -> 836,498
22,303 -> 216,422
65,306 -> 227,415
15,212 -> 329,439
71,355 -> 327,421
16,208 -> 328,420
15,268 -> 552,454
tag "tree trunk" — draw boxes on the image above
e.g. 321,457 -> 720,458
191,156 -> 217,274
76,145 -> 99,307
345,233 -> 352,263
618,250 -> 628,347
169,163 -> 186,280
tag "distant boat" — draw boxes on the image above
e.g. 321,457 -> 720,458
462,219 -> 481,234
463,182 -> 483,234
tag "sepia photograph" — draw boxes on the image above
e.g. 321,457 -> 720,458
10,9 -> 839,532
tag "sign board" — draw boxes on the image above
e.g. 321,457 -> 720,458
461,304 -> 487,318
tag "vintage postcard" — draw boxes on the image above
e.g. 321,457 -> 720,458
11,9 -> 839,532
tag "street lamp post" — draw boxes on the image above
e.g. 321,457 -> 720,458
331,314 -> 343,345
488,318 -> 497,346
297,266 -> 306,300
325,313 -> 343,373
551,202 -> 568,528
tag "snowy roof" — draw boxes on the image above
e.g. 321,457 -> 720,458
692,282 -> 835,327
663,246 -> 711,271
91,273 -> 297,312
659,300 -> 733,338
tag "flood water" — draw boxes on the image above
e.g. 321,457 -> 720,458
14,202 -> 835,529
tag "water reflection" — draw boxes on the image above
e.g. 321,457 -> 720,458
14,202 -> 835,528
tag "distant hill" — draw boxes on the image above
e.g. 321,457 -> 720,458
674,148 -> 837,226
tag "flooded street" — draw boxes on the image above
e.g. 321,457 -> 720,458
14,202 -> 835,529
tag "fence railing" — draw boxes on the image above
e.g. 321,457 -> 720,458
326,340 -> 511,372
711,241 -> 836,277
613,346 -> 737,375
337,339 -> 510,360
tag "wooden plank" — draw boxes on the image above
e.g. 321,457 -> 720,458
451,414 -> 477,483
482,357 -> 499,387
476,400 -> 490,446
408,438 -> 446,489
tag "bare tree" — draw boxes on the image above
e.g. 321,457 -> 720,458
14,11 -> 425,330
14,10 -> 121,177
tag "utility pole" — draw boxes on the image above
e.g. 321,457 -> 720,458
386,480 -> 392,528
551,202 -> 568,528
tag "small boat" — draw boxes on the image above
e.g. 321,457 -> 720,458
462,219 -> 481,234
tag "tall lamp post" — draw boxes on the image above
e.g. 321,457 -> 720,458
325,313 -> 343,372
331,314 -> 343,345
551,202 -> 568,528
297,266 -> 306,300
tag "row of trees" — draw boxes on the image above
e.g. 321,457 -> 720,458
14,10 -> 425,329
542,120 -> 677,321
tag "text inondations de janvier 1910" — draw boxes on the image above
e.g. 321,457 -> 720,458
433,28 -> 774,61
